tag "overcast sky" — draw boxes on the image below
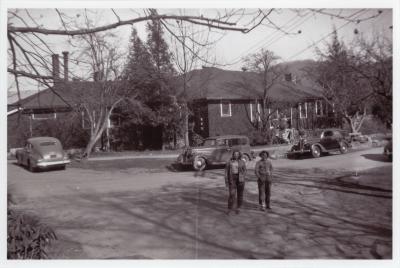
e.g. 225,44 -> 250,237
7,8 -> 392,100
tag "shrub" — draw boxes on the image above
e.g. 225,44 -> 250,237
248,130 -> 273,146
358,117 -> 390,135
7,209 -> 57,259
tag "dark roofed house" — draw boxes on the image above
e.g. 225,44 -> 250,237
8,55 -> 341,151
180,65 -> 340,141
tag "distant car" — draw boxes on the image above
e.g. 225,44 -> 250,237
287,129 -> 351,159
16,137 -> 70,172
383,138 -> 392,161
177,135 -> 253,171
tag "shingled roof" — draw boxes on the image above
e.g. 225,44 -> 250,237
179,65 -> 322,102
9,61 -> 323,113
8,81 -> 117,113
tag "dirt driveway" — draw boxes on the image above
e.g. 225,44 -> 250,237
7,147 -> 392,259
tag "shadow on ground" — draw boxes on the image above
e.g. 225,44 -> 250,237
361,154 -> 391,163
19,166 -> 391,259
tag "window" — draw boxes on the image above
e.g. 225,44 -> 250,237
220,101 -> 232,117
39,141 -> 57,146
250,103 -> 254,122
203,139 -> 216,146
216,139 -> 228,146
322,130 -> 334,138
315,100 -> 323,117
31,113 -> 57,120
299,102 -> 307,119
250,102 -> 262,122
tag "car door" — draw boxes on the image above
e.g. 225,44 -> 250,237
320,130 -> 334,150
218,139 -> 232,163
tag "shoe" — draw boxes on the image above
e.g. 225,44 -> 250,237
260,205 -> 266,211
226,210 -> 232,215
266,206 -> 271,210
235,209 -> 240,214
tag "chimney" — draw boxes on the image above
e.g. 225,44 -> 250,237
52,54 -> 60,81
62,51 -> 69,81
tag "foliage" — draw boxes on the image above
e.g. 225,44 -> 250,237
351,35 -> 392,127
31,113 -> 89,149
241,49 -> 288,132
309,29 -> 372,133
358,116 -> 390,135
119,22 -> 180,149
8,208 -> 57,259
248,130 -> 273,146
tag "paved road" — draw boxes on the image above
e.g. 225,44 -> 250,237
8,147 -> 392,259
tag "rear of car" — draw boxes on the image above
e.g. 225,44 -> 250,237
18,137 -> 70,171
34,139 -> 70,169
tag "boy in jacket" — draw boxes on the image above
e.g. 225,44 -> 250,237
255,150 -> 273,211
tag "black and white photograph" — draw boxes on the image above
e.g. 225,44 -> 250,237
2,0 -> 398,266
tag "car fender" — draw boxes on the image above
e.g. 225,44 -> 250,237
311,142 -> 328,152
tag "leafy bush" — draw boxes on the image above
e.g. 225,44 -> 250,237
248,130 -> 273,146
358,117 -> 390,135
7,209 -> 57,259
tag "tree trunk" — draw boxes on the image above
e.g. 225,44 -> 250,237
183,104 -> 189,147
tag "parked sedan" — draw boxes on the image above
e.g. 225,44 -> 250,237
177,135 -> 253,171
16,137 -> 70,172
287,129 -> 351,159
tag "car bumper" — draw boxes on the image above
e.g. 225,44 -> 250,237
287,149 -> 311,155
36,159 -> 71,167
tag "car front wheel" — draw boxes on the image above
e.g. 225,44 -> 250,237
193,156 -> 207,171
339,142 -> 348,154
311,145 -> 321,158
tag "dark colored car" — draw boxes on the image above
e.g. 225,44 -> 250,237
287,129 -> 351,159
177,135 -> 253,171
383,138 -> 392,161
16,137 -> 71,172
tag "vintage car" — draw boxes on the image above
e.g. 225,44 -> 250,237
16,137 -> 71,172
383,138 -> 392,161
287,129 -> 351,159
177,135 -> 253,171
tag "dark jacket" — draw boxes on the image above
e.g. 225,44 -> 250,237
255,159 -> 273,181
225,159 -> 247,185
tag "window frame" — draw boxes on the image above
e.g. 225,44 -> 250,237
315,100 -> 324,117
220,100 -> 232,117
299,102 -> 308,119
31,113 -> 57,120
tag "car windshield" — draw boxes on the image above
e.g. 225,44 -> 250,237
39,141 -> 57,146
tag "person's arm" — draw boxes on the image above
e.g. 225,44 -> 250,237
254,161 -> 260,178
241,160 -> 247,175
224,162 -> 230,186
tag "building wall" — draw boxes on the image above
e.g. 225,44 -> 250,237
200,99 -> 341,140
191,100 -> 210,138
292,100 -> 342,130
206,100 -> 255,137
7,111 -> 89,150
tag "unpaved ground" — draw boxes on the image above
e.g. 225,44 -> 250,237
7,147 -> 392,259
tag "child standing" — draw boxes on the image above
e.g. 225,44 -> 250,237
254,150 -> 273,211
